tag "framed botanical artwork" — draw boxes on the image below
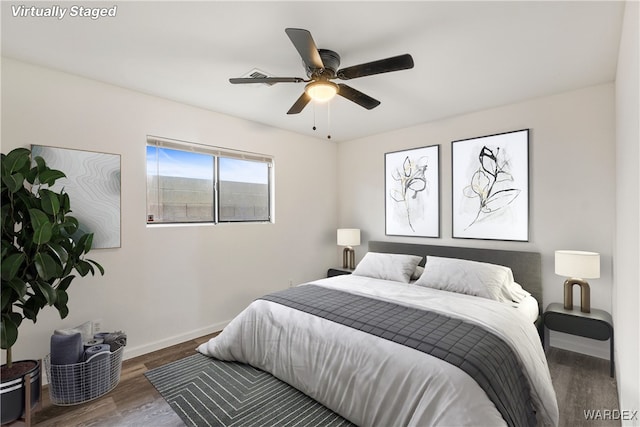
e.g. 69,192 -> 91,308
385,144 -> 440,238
451,129 -> 529,241
31,145 -> 121,249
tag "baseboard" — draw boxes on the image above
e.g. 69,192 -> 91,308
122,320 -> 230,360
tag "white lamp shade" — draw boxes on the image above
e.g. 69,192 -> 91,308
337,228 -> 360,246
555,250 -> 600,279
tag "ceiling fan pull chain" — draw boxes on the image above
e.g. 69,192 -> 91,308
312,102 -> 317,131
327,102 -> 331,140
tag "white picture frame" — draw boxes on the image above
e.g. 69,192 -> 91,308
451,129 -> 529,241
385,145 -> 440,238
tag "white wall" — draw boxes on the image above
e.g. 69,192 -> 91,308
614,1 -> 640,422
1,58 -> 339,362
338,83 -> 616,359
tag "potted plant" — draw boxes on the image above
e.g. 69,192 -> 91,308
1,147 -> 104,424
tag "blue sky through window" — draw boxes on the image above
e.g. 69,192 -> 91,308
147,146 -> 268,184
219,157 -> 268,184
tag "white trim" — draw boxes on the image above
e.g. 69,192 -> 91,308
122,320 -> 229,360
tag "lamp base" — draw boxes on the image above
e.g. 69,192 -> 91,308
342,247 -> 355,270
564,278 -> 591,313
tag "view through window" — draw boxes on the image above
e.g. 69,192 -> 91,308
146,137 -> 272,224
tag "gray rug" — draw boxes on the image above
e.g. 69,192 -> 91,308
144,353 -> 355,427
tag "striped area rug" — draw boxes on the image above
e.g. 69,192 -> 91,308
144,353 -> 355,427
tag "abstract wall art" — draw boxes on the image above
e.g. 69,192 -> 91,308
385,144 -> 440,238
32,145 -> 121,249
451,129 -> 529,241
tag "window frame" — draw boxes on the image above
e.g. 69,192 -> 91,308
146,136 -> 274,225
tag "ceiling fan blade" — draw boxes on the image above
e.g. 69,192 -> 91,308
229,77 -> 305,84
285,28 -> 324,70
337,54 -> 414,80
337,84 -> 381,110
287,92 -> 312,114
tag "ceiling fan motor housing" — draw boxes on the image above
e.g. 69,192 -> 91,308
307,49 -> 341,79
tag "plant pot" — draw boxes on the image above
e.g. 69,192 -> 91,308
0,360 -> 41,425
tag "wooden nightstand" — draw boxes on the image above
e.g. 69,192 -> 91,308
543,302 -> 614,377
327,267 -> 354,278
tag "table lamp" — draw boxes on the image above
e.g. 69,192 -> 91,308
555,250 -> 600,313
337,228 -> 360,269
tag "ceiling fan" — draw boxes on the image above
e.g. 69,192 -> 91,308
229,28 -> 415,115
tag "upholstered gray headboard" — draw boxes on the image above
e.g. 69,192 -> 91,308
367,241 -> 543,313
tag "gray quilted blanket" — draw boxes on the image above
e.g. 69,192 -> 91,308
261,284 -> 536,427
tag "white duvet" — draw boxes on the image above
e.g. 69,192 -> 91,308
198,275 -> 559,427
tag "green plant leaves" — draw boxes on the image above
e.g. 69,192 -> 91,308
54,289 -> 69,319
4,278 -> 27,301
1,287 -> 12,311
0,313 -> 22,349
2,148 -> 30,175
62,216 -> 79,235
78,233 -> 94,254
87,259 -> 105,275
34,252 -> 61,280
75,260 -> 91,276
21,297 -> 41,322
1,253 -> 25,280
1,147 -> 105,356
38,189 -> 61,216
28,155 -> 66,186
46,242 -> 69,265
37,169 -> 66,186
2,172 -> 24,193
28,208 -> 54,244
32,279 -> 57,305
33,156 -> 47,173
56,275 -> 75,292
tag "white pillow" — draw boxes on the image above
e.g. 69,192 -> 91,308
353,252 -> 423,283
415,256 -> 515,302
509,281 -> 531,303
411,265 -> 425,281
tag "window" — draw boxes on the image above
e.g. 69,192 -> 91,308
146,137 -> 273,224
218,157 -> 270,221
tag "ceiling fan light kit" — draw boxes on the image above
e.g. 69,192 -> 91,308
229,27 -> 414,123
305,81 -> 338,102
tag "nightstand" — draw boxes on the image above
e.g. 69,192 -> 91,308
327,267 -> 354,278
543,302 -> 614,377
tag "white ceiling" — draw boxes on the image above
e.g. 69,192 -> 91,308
1,1 -> 625,142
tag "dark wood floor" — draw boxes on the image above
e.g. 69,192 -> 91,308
21,336 -> 619,427
547,347 -> 620,427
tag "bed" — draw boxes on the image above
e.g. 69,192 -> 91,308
198,241 -> 559,426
